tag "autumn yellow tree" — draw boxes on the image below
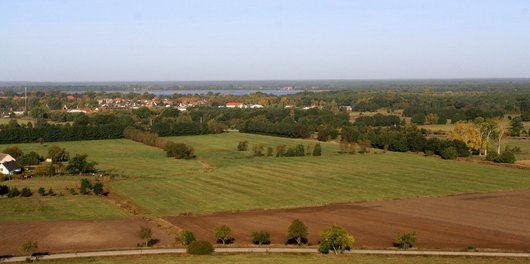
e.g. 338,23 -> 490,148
426,113 -> 438,125
448,122 -> 481,153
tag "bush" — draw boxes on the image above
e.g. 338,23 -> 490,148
165,142 -> 196,159
80,178 -> 92,195
38,187 -> 46,196
180,230 -> 196,245
485,151 -> 498,161
394,232 -> 416,250
8,187 -> 20,197
20,187 -> 32,197
187,240 -> 213,255
251,231 -> 271,245
93,182 -> 104,195
0,185 -> 9,196
237,141 -> 248,151
48,188 -> 56,196
313,143 -> 322,156
440,147 -> 458,160
495,151 -> 516,164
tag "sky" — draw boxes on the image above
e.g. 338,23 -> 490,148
0,0 -> 529,82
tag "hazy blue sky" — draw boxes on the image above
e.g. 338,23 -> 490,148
1,0 -> 529,81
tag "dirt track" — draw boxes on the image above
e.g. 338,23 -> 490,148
0,219 -> 173,256
167,189 -> 530,250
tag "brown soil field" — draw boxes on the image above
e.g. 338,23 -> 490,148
167,189 -> 530,251
0,219 -> 173,256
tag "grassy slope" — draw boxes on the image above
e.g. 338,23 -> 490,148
504,138 -> 530,160
2,133 -> 530,219
30,254 -> 530,264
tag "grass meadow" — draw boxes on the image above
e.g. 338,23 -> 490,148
1,132 -> 530,219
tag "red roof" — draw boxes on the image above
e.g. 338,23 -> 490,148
66,95 -> 75,101
226,102 -> 243,106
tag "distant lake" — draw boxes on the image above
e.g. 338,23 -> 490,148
65,90 -> 301,96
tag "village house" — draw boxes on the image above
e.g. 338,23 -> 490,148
0,153 -> 22,175
226,102 -> 244,108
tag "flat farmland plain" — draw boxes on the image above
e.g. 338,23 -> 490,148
2,132 -> 530,218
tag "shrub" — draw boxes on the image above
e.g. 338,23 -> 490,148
394,232 -> 416,250
495,151 -> 516,164
180,230 -> 196,245
237,141 -> 248,151
319,225 -> 354,254
20,187 -> 32,197
251,231 -> 271,245
80,178 -> 92,195
48,188 -> 55,196
313,143 -> 322,156
214,225 -> 233,245
424,150 -> 435,157
485,151 -> 498,161
38,187 -> 46,196
187,240 -> 213,255
8,187 -> 20,197
440,147 -> 458,160
287,219 -> 308,245
19,240 -> 38,256
93,182 -> 104,195
0,185 -> 9,196
165,142 -> 196,159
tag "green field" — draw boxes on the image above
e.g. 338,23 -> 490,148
504,138 -> 530,160
0,195 -> 128,221
2,132 -> 530,219
26,254 -> 530,264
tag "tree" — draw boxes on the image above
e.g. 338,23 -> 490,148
139,226 -> 153,247
66,154 -> 97,174
214,225 -> 233,245
180,230 -> 196,245
48,145 -> 69,163
252,231 -> 271,245
38,187 -> 46,196
313,143 -> 322,156
2,146 -> 23,159
287,219 -> 308,245
448,122 -> 481,153
319,225 -> 354,255
47,164 -> 56,176
510,117 -> 524,136
411,113 -> 426,124
18,151 -> 44,166
426,113 -> 438,125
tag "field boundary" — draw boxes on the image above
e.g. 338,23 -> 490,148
2,247 -> 530,263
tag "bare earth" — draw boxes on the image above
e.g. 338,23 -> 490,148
167,189 -> 530,250
0,219 -> 173,255
2,190 -> 530,255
